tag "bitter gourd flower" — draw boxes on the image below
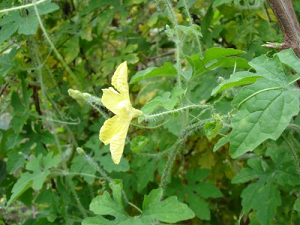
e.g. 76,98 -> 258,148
99,62 -> 143,164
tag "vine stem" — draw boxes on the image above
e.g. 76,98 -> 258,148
0,0 -> 47,13
143,104 -> 212,119
163,0 -> 182,89
29,1 -> 87,218
182,0 -> 203,57
159,139 -> 183,197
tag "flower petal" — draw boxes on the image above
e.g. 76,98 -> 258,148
99,115 -> 130,164
109,125 -> 129,164
102,88 -> 126,115
112,61 -> 129,99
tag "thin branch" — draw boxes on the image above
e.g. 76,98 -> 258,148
0,0 -> 47,14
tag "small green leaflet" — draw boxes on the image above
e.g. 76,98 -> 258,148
82,182 -> 195,225
7,152 -> 61,206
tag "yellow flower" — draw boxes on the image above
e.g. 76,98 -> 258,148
99,62 -> 143,164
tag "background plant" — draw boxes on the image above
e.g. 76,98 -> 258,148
0,0 -> 300,224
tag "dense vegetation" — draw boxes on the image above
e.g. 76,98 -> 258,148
1,0 -> 300,224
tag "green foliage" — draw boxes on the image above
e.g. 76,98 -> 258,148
226,50 -> 300,158
1,0 -> 300,225
7,152 -> 60,206
82,182 -> 194,224
232,141 -> 300,224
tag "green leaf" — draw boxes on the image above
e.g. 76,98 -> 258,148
71,155 -> 97,184
0,47 -> 18,78
89,182 -> 126,218
204,114 -> 223,141
97,8 -> 116,35
188,197 -> 210,220
203,47 -> 245,63
130,62 -> 176,84
0,1 -> 59,43
131,136 -> 149,153
7,149 -> 25,173
142,188 -> 195,223
231,167 -> 259,184
95,145 -> 130,173
212,0 -> 233,7
276,48 -> 300,74
187,47 -> 248,77
211,71 -> 263,95
294,198 -> 300,212
6,172 -> 34,207
207,56 -> 249,70
83,183 -> 194,224
229,80 -> 299,158
167,169 -> 222,220
62,36 -> 80,64
213,135 -> 229,152
0,12 -> 21,44
132,157 -> 157,192
241,182 -> 281,225
249,55 -> 287,83
7,152 -> 61,206
232,142 -> 300,224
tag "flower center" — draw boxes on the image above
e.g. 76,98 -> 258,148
118,100 -> 132,118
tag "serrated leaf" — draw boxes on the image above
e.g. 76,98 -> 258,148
229,82 -> 299,158
130,62 -> 176,84
211,71 -> 263,95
